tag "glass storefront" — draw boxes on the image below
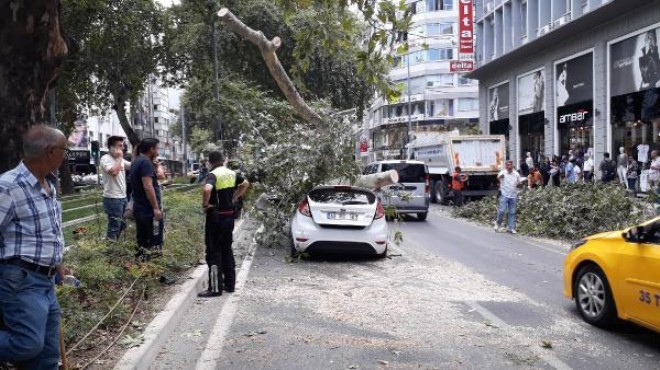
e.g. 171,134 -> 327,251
611,88 -> 660,165
519,111 -> 545,164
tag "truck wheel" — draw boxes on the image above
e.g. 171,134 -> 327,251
434,181 -> 448,205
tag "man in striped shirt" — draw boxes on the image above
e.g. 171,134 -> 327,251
0,125 -> 68,369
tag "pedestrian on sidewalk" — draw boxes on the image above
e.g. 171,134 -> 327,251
494,160 -> 523,234
451,166 -> 468,206
527,166 -> 544,189
549,160 -> 561,187
199,151 -> 249,297
100,136 -> 131,240
582,154 -> 594,183
129,138 -> 163,260
0,126 -> 69,369
600,152 -> 616,183
627,157 -> 639,193
539,156 -> 551,186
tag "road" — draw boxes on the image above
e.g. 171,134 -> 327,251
146,205 -> 660,370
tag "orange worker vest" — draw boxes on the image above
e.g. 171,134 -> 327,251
451,172 -> 465,191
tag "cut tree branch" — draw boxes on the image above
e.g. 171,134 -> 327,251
216,8 -> 323,126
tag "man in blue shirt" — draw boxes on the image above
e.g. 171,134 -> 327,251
0,125 -> 68,369
129,138 -> 163,260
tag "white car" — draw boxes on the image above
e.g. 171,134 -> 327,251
290,185 -> 389,257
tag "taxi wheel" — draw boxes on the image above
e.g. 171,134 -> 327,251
573,264 -> 618,328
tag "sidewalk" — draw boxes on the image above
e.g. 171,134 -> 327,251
113,215 -> 261,370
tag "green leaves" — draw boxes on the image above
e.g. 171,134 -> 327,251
453,184 -> 656,241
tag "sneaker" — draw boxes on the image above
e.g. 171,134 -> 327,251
223,287 -> 235,293
493,223 -> 500,231
197,289 -> 222,298
508,229 -> 517,234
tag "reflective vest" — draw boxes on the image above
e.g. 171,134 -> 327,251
210,166 -> 237,212
211,166 -> 236,191
451,172 -> 465,191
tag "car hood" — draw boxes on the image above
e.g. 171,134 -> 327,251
585,230 -> 624,241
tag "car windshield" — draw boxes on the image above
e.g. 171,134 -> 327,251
381,163 -> 426,182
308,188 -> 375,205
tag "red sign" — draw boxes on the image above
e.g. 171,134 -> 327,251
459,0 -> 474,56
450,60 -> 474,72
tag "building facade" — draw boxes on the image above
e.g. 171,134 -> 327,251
362,0 -> 480,162
471,0 -> 660,170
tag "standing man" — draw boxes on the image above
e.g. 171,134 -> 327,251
649,150 -> 660,191
198,151 -> 249,297
129,138 -> 163,260
494,160 -> 523,234
582,154 -> 594,183
0,126 -> 68,368
599,152 -> 616,183
100,136 -> 131,240
451,166 -> 467,207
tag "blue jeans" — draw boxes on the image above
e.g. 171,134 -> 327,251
103,197 -> 127,239
0,264 -> 60,369
496,196 -> 517,230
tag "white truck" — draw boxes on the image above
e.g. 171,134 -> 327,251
407,134 -> 506,204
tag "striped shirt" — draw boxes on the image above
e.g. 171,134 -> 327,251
0,162 -> 64,267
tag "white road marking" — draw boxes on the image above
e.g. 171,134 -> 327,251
467,302 -> 573,370
194,225 -> 263,370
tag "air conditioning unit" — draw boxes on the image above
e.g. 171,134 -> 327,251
582,1 -> 591,14
485,1 -> 494,12
521,35 -> 528,44
537,24 -> 551,37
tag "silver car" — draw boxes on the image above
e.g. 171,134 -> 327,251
363,160 -> 430,221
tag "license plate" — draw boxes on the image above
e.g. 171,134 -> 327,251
327,212 -> 358,220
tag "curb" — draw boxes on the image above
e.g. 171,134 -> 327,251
113,219 -> 245,370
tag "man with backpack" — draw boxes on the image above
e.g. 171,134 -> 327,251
599,152 -> 616,183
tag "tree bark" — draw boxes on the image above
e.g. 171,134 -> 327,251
114,94 -> 140,147
0,0 -> 69,173
217,8 -> 323,127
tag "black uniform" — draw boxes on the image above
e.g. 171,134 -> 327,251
204,166 -> 245,293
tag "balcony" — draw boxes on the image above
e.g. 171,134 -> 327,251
553,13 -> 572,29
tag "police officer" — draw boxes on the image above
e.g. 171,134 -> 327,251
198,151 -> 249,297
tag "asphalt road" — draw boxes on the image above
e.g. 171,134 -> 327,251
146,205 -> 660,370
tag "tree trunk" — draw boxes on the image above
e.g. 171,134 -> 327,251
0,0 -> 69,173
114,95 -> 140,147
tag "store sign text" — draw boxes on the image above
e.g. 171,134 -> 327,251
559,110 -> 589,124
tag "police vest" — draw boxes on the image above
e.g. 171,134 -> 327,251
210,166 -> 237,211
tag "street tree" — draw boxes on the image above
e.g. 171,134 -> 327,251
0,0 -> 71,173
58,0 -> 165,147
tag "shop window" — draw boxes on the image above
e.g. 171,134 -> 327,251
458,98 -> 478,112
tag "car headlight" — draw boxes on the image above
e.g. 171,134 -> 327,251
570,239 -> 587,251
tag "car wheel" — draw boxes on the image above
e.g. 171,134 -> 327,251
417,212 -> 427,221
434,180 -> 448,205
573,264 -> 618,328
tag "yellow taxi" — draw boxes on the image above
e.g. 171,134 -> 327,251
563,217 -> 660,333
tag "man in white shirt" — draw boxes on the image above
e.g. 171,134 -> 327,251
582,155 -> 594,183
100,136 -> 131,239
649,150 -> 660,190
494,160 -> 523,234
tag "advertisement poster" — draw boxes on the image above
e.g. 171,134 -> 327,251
518,70 -> 545,115
556,52 -> 593,107
610,26 -> 660,96
458,0 -> 474,57
488,83 -> 509,122
67,118 -> 89,150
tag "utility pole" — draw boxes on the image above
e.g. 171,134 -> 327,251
211,11 -> 223,142
181,106 -> 187,171
406,53 -> 413,159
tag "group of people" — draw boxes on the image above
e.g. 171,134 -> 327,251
516,147 -> 660,192
0,126 -> 248,367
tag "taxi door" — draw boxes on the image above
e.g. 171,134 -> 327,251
617,231 -> 660,329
